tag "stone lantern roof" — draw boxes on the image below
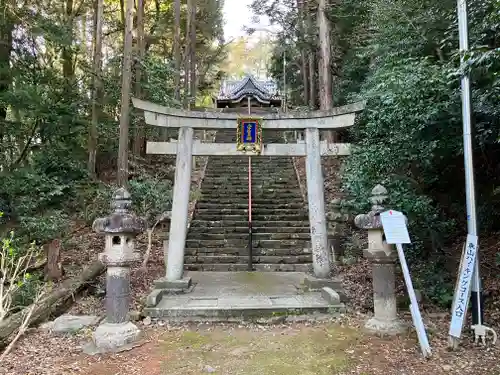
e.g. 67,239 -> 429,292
92,188 -> 146,235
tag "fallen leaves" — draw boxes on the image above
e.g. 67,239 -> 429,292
2,155 -> 500,374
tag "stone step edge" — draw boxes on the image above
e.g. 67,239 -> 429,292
183,264 -> 313,272
144,303 -> 345,319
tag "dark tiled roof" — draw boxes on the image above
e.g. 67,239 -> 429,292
216,74 -> 281,104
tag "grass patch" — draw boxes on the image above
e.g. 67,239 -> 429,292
159,323 -> 360,374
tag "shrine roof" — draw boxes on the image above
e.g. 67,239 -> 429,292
215,74 -> 281,105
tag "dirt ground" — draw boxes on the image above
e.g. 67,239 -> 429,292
2,158 -> 500,375
2,225 -> 499,375
1,315 -> 499,375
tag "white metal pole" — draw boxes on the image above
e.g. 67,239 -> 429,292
456,0 -> 483,326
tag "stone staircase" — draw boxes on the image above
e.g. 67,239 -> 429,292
184,130 -> 313,272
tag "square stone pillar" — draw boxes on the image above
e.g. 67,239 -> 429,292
354,185 -> 406,335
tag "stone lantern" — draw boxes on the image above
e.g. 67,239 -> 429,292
354,184 -> 406,335
87,187 -> 146,354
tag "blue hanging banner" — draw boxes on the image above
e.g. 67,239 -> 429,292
237,117 -> 263,155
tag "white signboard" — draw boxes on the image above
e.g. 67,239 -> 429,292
380,210 -> 411,244
381,210 -> 432,357
449,234 -> 478,338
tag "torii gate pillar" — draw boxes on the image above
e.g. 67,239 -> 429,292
166,127 -> 193,281
305,127 -> 330,278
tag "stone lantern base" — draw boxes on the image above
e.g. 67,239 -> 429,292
83,321 -> 142,355
364,317 -> 407,336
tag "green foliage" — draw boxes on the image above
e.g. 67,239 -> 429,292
129,177 -> 173,225
343,0 -> 500,301
342,57 -> 460,250
259,0 -> 500,303
412,261 -> 455,307
0,222 -> 44,312
74,181 -> 114,225
0,0 -> 223,249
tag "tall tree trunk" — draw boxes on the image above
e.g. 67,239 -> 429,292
306,0 -> 316,109
117,0 -> 134,186
62,0 -> 75,81
297,0 -> 309,106
173,0 -> 181,102
133,0 -> 145,156
189,0 -> 196,108
80,13 -> 88,59
119,0 -> 126,38
183,0 -> 193,109
317,0 -> 332,110
88,0 -> 104,178
0,1 -> 13,168
0,2 -> 13,123
308,54 -> 315,107
317,0 -> 335,141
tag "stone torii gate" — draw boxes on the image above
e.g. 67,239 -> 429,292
133,98 -> 364,284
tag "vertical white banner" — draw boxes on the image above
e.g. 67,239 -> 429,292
449,234 -> 478,338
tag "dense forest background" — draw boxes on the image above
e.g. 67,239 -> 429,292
0,0 -> 499,309
253,0 -> 500,303
0,0 -> 226,236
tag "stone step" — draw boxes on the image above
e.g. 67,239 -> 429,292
202,182 -> 300,194
145,293 -> 339,320
196,204 -> 305,209
205,166 -> 294,171
205,169 -> 295,174
204,174 -> 296,179
202,178 -> 291,183
187,226 -> 310,234
198,198 -> 305,204
185,239 -> 309,248
201,193 -> 301,199
192,214 -> 309,221
208,160 -> 291,164
184,248 -> 311,256
201,180 -> 292,190
185,255 -> 312,264
204,173 -> 293,177
207,161 -> 293,165
186,232 -> 311,240
206,165 -> 293,169
201,189 -> 299,193
208,159 -> 292,163
196,202 -> 305,209
184,263 -> 313,272
194,208 -> 308,215
206,169 -> 293,174
190,220 -> 308,228
200,188 -> 302,195
202,183 -> 296,188
207,163 -> 293,168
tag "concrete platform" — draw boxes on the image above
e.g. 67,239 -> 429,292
144,271 -> 345,321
